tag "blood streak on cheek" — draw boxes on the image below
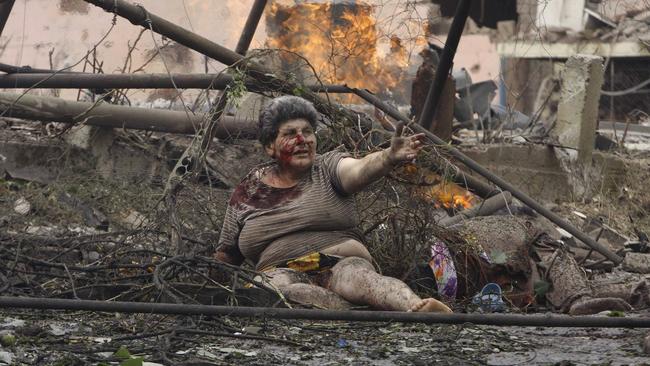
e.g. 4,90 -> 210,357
278,137 -> 295,165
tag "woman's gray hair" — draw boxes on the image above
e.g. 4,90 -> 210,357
258,96 -> 319,146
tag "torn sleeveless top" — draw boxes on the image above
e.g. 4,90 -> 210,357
216,151 -> 363,270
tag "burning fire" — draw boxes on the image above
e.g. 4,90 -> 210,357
427,182 -> 476,210
403,164 -> 476,210
266,1 -> 411,103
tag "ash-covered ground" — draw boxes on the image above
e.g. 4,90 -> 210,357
1,308 -> 649,365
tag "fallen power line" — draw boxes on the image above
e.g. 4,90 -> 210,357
1,296 -> 649,328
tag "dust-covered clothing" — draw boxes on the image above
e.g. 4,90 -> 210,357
216,151 -> 364,270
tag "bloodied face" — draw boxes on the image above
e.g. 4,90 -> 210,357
265,118 -> 316,173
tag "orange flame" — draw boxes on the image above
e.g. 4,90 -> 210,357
422,181 -> 476,210
266,1 -> 410,103
402,164 -> 476,210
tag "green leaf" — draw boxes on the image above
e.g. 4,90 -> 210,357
114,345 -> 131,359
292,86 -> 305,96
120,357 -> 143,366
607,310 -> 625,317
490,249 -> 508,264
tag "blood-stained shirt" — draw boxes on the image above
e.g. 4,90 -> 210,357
216,151 -> 363,270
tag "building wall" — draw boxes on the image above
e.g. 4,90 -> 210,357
516,0 -> 539,34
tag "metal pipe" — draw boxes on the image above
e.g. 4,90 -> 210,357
418,0 -> 472,131
0,0 -> 15,37
350,87 -> 622,264
0,61 -> 80,74
235,0 -> 267,55
0,72 -> 233,89
0,92 -> 256,138
1,296 -> 649,328
0,72 -> 351,93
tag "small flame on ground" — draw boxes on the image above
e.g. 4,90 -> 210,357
421,181 -> 476,210
402,164 -> 476,210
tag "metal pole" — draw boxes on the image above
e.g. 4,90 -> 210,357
235,0 -> 267,55
0,0 -> 15,37
0,92 -> 256,138
351,87 -> 622,264
1,296 -> 649,328
0,72 -> 350,93
0,61 -> 79,74
418,0 -> 472,131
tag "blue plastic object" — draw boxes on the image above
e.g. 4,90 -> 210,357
472,283 -> 506,313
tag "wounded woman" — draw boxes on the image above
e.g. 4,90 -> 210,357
213,95 -> 451,312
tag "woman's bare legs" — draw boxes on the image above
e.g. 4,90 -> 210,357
329,257 -> 452,312
261,268 -> 352,310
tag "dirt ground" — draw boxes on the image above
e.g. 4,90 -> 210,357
1,309 -> 649,365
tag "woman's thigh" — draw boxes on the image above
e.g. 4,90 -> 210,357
320,239 -> 373,263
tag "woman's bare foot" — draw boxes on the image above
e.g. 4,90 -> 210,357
408,298 -> 452,313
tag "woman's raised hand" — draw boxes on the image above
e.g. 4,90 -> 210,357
387,122 -> 426,164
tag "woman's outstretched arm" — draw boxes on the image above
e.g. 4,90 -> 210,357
337,123 -> 425,195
